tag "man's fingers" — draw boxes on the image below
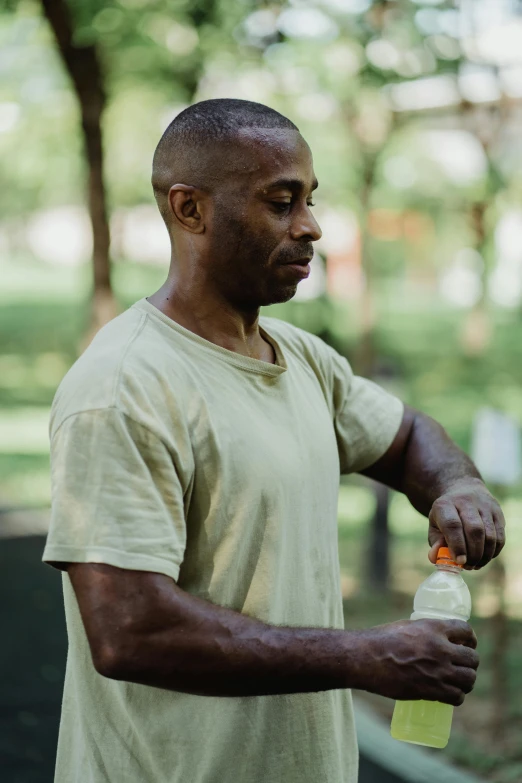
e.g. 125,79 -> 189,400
447,665 -> 477,694
451,644 -> 480,670
456,504 -> 485,567
438,687 -> 466,707
474,510 -> 497,569
429,486 -> 506,569
444,619 -> 478,649
493,510 -> 506,559
429,499 -> 467,564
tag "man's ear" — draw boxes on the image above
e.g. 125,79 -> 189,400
168,184 -> 206,234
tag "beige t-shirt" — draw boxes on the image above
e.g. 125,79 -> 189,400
43,296 -> 404,783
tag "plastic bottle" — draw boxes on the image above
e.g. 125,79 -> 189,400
390,546 -> 472,749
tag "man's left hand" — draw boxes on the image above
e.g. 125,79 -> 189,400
428,478 -> 506,569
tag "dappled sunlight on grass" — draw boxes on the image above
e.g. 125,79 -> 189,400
0,254 -> 167,309
0,407 -> 50,454
473,588 -> 501,619
0,256 -> 89,304
392,566 -> 430,595
112,260 -> 166,303
506,573 -> 522,619
340,573 -> 358,599
389,491 -> 426,536
0,353 -> 70,390
0,466 -> 51,508
0,453 -> 51,508
337,482 -> 375,530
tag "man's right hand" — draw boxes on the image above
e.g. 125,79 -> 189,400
357,618 -> 479,706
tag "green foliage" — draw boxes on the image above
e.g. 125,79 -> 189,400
2,4 -> 522,779
2,0 -> 258,217
3,0 -> 519,311
0,6 -> 84,214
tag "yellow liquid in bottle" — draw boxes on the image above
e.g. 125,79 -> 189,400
390,561 -> 471,748
390,699 -> 453,748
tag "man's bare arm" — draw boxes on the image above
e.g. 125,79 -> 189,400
361,404 -> 505,569
67,562 -> 478,703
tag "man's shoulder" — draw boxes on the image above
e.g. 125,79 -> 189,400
49,303 -> 187,440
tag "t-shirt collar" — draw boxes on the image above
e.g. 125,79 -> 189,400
133,297 -> 287,377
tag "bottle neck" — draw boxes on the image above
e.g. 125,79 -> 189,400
436,563 -> 461,574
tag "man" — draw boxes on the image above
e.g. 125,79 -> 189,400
43,99 -> 504,783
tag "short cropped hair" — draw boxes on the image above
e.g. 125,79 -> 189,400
152,99 -> 299,225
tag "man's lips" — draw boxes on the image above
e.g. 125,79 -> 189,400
279,258 -> 312,279
281,257 -> 313,266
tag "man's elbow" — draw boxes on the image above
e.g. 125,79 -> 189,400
92,639 -> 130,680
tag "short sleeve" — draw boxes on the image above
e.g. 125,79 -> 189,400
329,351 -> 404,475
42,408 -> 187,581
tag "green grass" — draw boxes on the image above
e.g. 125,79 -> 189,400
0,256 -> 166,508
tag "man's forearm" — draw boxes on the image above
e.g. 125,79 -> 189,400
112,615 -> 364,697
81,566 -> 367,697
71,563 -> 479,703
400,412 -> 482,516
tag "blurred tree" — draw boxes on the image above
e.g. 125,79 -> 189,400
367,479 -> 391,592
32,0 -> 246,350
40,0 -> 115,348
459,99 -> 509,357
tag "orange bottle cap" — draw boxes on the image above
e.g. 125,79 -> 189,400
436,546 -> 462,568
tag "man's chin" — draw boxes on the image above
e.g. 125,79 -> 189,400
262,284 -> 298,306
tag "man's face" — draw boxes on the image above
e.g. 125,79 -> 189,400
206,129 -> 322,308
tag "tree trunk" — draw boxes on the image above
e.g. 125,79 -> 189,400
353,153 -> 378,379
460,199 -> 492,356
368,481 -> 391,592
40,0 -> 118,353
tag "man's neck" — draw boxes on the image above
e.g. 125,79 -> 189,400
146,287 -> 276,364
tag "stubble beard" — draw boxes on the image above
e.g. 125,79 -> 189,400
212,207 -> 300,308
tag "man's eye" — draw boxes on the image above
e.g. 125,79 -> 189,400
271,201 -> 315,212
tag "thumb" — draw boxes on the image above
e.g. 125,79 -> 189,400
428,538 -> 445,565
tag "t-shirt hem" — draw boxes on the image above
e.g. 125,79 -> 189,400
42,545 -> 181,581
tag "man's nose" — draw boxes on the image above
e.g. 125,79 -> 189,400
290,207 -> 322,242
